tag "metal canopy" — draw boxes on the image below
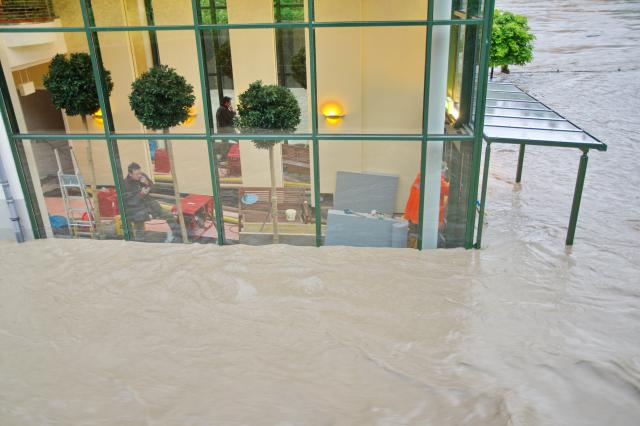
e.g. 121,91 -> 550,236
476,81 -> 607,249
484,82 -> 607,151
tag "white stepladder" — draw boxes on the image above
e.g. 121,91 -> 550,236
54,147 -> 96,238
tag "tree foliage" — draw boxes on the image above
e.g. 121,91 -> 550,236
490,10 -> 535,68
291,47 -> 307,89
235,81 -> 301,149
129,65 -> 195,130
215,40 -> 234,79
43,53 -> 113,116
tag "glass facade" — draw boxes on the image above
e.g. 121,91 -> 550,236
0,0 -> 494,249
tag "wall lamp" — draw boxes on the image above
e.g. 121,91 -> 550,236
321,102 -> 345,124
91,108 -> 103,127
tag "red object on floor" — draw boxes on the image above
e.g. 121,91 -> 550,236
227,144 -> 241,177
98,188 -> 119,217
172,194 -> 215,239
154,148 -> 171,173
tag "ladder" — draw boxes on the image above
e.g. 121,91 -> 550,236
55,147 -> 96,238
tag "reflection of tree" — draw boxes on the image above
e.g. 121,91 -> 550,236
43,53 -> 114,230
291,47 -> 307,89
235,81 -> 301,243
215,40 -> 234,80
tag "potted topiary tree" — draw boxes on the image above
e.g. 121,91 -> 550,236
490,10 -> 535,78
235,81 -> 301,244
129,65 -> 195,243
43,52 -> 114,231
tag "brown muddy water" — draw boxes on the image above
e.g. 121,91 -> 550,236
1,1 -> 639,425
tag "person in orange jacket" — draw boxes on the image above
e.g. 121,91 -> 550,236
403,172 -> 450,227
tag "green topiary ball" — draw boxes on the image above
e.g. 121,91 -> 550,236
129,65 -> 196,130
235,81 -> 301,150
43,52 -> 113,116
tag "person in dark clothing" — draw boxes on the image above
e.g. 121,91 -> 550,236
215,96 -> 236,159
123,162 -> 181,242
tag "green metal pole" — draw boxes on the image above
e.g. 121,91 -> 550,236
0,61 -> 41,238
191,0 -> 226,245
81,0 -> 130,240
566,149 -> 588,246
464,0 -> 496,248
516,143 -> 525,183
416,0 -> 434,251
308,0 -> 322,247
474,141 -> 491,248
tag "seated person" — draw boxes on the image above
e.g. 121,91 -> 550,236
123,162 -> 181,242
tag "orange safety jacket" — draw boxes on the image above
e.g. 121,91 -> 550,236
403,173 -> 450,226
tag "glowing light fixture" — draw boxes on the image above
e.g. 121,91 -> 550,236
91,108 -> 103,126
182,106 -> 198,126
445,97 -> 460,120
321,102 -> 345,124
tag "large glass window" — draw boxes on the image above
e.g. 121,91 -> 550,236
316,26 -> 426,135
0,0 -> 493,249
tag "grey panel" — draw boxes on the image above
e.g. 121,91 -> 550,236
486,107 -> 563,120
324,209 -> 407,248
486,99 -> 551,110
334,171 -> 398,215
487,90 -> 535,102
487,82 -> 520,92
484,116 -> 580,131
484,125 -> 602,145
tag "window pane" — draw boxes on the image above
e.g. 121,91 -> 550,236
319,140 -> 421,248
204,28 -> 311,135
217,139 -> 314,245
97,30 -> 205,134
0,32 -> 106,134
15,139 -> 124,240
316,26 -> 425,134
92,0 -> 195,26
0,0 -> 80,27
218,0 -> 306,24
428,25 -> 480,135
314,0 -> 427,22
116,139 -> 218,243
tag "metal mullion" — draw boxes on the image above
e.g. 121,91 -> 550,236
307,0 -> 322,247
191,0 -> 226,245
0,62 -> 42,238
417,0 -> 435,250
81,0 -> 130,240
465,0 -> 496,248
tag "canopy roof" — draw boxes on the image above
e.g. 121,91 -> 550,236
483,82 -> 607,151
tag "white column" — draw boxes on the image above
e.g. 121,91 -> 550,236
421,0 -> 452,249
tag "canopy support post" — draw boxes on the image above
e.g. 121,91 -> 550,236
566,149 -> 589,246
516,144 -> 525,183
475,141 -> 491,248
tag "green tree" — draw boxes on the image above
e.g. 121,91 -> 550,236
235,81 -> 301,243
129,65 -> 196,242
490,10 -> 535,77
43,52 -> 114,233
291,47 -> 307,89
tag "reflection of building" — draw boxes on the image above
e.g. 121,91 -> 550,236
0,0 -> 493,249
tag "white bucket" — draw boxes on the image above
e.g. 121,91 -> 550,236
285,209 -> 296,221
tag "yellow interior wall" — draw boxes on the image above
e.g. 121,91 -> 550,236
315,1 -> 424,212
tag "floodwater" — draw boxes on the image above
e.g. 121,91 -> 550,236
1,1 -> 639,425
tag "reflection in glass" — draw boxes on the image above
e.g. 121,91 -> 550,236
316,26 -> 426,134
16,140 -> 123,240
203,28 -> 310,135
97,30 -> 204,134
216,140 -> 314,245
319,140 -> 422,248
117,140 -> 217,243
